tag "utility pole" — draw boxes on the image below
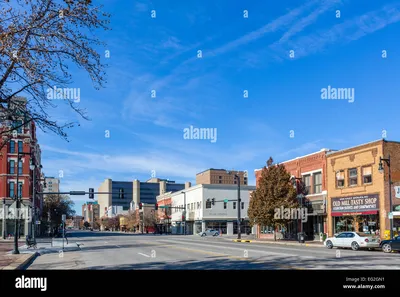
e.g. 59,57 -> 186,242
2,198 -> 6,239
12,152 -> 21,254
32,160 -> 36,240
236,174 -> 241,240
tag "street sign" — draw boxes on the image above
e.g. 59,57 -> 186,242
388,212 -> 393,219
62,214 -> 66,222
159,205 -> 167,209
223,199 -> 228,203
70,191 -> 86,195
395,186 -> 400,198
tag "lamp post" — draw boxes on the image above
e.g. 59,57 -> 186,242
12,151 -> 33,254
291,176 -> 304,236
181,191 -> 186,235
2,198 -> 6,239
379,155 -> 393,239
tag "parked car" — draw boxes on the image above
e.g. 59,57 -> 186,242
380,235 -> 400,253
198,229 -> 219,237
324,232 -> 380,251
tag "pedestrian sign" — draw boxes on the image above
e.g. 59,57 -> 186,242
224,199 -> 228,203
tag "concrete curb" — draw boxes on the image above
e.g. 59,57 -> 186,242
1,252 -> 39,270
232,239 -> 325,248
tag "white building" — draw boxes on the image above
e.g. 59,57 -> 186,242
162,184 -> 256,235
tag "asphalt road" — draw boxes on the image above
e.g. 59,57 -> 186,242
26,230 -> 400,270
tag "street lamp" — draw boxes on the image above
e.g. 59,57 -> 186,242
227,171 -> 241,240
12,150 -> 32,254
181,191 -> 186,235
378,155 -> 393,239
291,176 -> 304,238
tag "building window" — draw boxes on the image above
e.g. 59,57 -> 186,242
241,202 -> 244,209
219,180 -> 222,184
362,166 -> 372,184
219,176 -> 222,179
336,170 -> 345,188
313,172 -> 322,194
303,175 -> 311,194
18,141 -> 23,153
10,141 -> 15,153
18,160 -> 22,174
244,181 -> 247,185
234,180 -> 237,184
349,168 -> 358,186
9,160 -> 15,174
206,200 -> 211,209
9,182 -> 15,198
197,202 -> 200,209
224,202 -> 227,209
233,202 -> 236,209
18,182 -> 22,198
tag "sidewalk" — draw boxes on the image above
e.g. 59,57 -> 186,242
225,236 -> 325,248
0,240 -> 36,270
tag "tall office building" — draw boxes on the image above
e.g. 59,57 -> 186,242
98,178 -> 189,218
196,168 -> 248,185
43,177 -> 60,193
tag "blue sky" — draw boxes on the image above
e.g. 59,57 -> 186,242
35,0 -> 400,214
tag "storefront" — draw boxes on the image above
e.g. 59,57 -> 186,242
331,194 -> 380,235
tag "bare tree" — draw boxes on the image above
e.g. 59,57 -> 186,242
0,0 -> 110,148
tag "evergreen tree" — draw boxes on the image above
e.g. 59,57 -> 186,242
248,157 -> 299,240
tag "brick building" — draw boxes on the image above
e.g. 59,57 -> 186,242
254,149 -> 333,241
196,168 -> 248,185
0,98 -> 43,238
326,139 -> 400,239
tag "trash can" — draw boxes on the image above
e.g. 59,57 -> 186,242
298,232 -> 305,243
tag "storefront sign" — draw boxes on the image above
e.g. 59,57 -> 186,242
331,194 -> 379,216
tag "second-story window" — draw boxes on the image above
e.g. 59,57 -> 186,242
18,160 -> 23,174
224,202 -> 227,209
241,202 -> 244,209
349,168 -> 358,186
336,170 -> 345,187
10,141 -> 15,153
9,160 -> 15,174
303,175 -> 311,194
313,172 -> 322,194
233,202 -> 236,209
362,166 -> 372,184
9,182 -> 15,198
18,141 -> 23,153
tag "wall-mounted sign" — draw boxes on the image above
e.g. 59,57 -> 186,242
331,194 -> 379,216
395,186 -> 400,198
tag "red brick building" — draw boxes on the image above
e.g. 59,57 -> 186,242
0,98 -> 43,238
254,149 -> 334,241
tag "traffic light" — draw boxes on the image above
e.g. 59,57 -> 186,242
89,188 -> 94,199
206,199 -> 211,208
155,203 -> 158,210
139,203 -> 142,210
211,198 -> 215,205
119,188 -> 124,199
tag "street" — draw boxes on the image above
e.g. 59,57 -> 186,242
26,230 -> 400,270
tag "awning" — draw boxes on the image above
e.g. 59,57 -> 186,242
331,210 -> 378,217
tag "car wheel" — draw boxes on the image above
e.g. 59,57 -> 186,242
214,233 -> 219,236
201,233 -> 206,237
326,240 -> 333,249
382,243 -> 392,253
351,241 -> 359,251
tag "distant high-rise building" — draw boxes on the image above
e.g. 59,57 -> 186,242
82,202 -> 99,226
97,178 -> 190,218
43,177 -> 60,193
196,168 -> 248,185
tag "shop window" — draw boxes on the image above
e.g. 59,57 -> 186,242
224,202 -> 227,209
349,168 -> 358,186
313,172 -> 322,194
362,166 -> 372,184
336,170 -> 345,188
233,202 -> 236,209
241,202 -> 244,209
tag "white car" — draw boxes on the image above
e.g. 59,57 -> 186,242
324,232 -> 380,251
198,229 -> 219,237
